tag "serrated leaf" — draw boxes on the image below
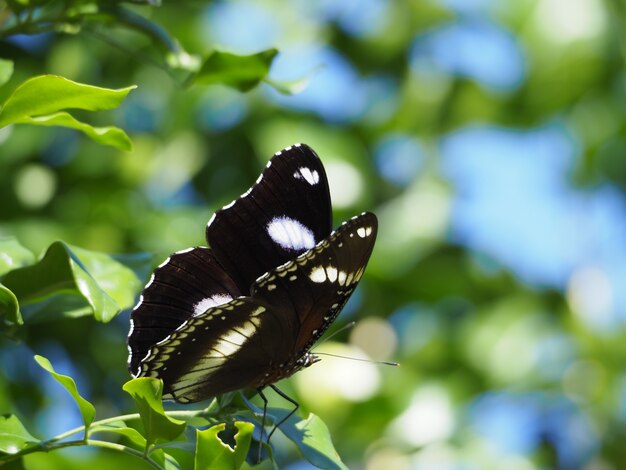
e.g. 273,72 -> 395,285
0,415 -> 38,454
0,284 -> 22,326
122,378 -> 186,447
34,355 -> 96,433
0,59 -> 14,88
2,241 -> 140,323
194,49 -> 278,92
194,421 -> 254,470
0,238 -> 35,276
272,409 -> 347,470
18,112 -> 132,150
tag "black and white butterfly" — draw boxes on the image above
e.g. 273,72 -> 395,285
127,143 -> 377,412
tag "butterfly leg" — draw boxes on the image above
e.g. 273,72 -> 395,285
256,386 -> 268,463
267,384 -> 300,441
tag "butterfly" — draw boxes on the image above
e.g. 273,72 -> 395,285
127,143 -> 377,443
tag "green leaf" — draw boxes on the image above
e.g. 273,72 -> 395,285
68,244 -> 142,311
194,49 -> 278,92
122,378 -> 186,447
0,415 -> 38,454
0,284 -> 22,326
0,238 -> 35,276
0,59 -> 14,88
0,75 -> 135,149
2,241 -> 140,323
88,421 -> 147,449
34,355 -> 96,433
194,421 -> 254,470
264,76 -> 311,95
18,112 -> 132,150
273,410 -> 347,470
0,75 -> 135,126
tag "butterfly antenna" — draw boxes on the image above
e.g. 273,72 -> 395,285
313,351 -> 399,367
315,321 -> 356,347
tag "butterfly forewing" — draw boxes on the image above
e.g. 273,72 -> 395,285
128,247 -> 242,376
254,212 -> 378,353
206,143 -> 332,293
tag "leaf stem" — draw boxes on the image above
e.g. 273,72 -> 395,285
0,438 -> 163,469
42,408 -> 219,445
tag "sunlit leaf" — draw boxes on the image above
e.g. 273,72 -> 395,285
0,75 -> 135,149
194,421 -> 254,470
18,112 -> 132,150
2,241 -> 140,323
0,59 -> 14,88
0,415 -> 38,454
0,284 -> 21,326
122,378 -> 186,447
68,244 -> 142,311
194,49 -> 278,92
34,355 -> 96,432
0,75 -> 135,126
152,448 -> 182,470
264,76 -> 311,95
88,421 -> 147,449
0,238 -> 35,276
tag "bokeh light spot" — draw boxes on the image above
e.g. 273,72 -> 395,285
390,385 -> 455,446
350,317 -> 397,361
326,160 -> 363,208
295,342 -> 380,407
14,164 -> 57,209
534,0 -> 606,44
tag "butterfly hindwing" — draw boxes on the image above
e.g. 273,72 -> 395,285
139,298 -> 299,403
206,143 -> 332,292
128,247 -> 242,377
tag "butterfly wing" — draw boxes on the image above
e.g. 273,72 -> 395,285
253,212 -> 378,354
137,298 -> 288,403
136,212 -> 378,403
206,143 -> 332,293
127,247 -> 242,377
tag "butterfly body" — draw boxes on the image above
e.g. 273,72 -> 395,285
128,144 -> 377,404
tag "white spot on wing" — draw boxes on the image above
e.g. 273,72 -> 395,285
193,294 -> 233,316
310,266 -> 327,283
294,167 -> 320,185
267,216 -> 316,251
326,266 -> 338,282
357,227 -> 367,238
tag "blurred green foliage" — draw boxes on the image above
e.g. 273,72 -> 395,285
1,0 -> 626,469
